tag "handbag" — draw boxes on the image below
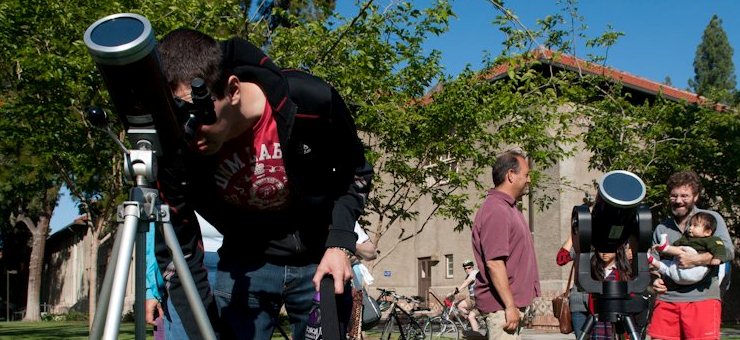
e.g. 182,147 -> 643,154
351,263 -> 381,331
360,286 -> 381,330
551,264 -> 575,334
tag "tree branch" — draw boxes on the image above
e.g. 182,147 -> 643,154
315,0 -> 376,67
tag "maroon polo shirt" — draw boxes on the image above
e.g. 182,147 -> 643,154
472,189 -> 541,313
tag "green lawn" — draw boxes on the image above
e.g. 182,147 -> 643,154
1,321 -> 738,339
0,321 -> 149,340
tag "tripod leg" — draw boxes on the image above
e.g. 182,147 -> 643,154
161,220 -> 217,340
577,314 -> 596,340
134,221 -> 147,340
91,226 -> 125,339
102,206 -> 140,340
622,315 -> 641,340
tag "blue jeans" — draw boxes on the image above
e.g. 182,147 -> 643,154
164,251 -> 220,340
214,262 -> 317,340
571,311 -> 588,339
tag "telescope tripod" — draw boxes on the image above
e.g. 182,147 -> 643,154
578,312 -> 641,340
88,140 -> 216,340
576,289 -> 648,340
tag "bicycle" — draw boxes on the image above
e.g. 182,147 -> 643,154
376,288 -> 429,340
375,287 -> 396,312
425,290 -> 486,339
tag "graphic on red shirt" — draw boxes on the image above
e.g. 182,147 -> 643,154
213,102 -> 289,210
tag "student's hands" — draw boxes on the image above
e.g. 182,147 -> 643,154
145,299 -> 164,326
652,278 -> 667,294
676,251 -> 712,268
313,247 -> 352,294
503,306 -> 520,333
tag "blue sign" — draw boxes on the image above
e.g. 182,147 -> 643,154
384,271 -> 391,277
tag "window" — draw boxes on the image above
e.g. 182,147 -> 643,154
424,154 -> 459,187
445,254 -> 454,279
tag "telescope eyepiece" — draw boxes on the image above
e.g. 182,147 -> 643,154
190,77 -> 216,125
176,77 -> 217,141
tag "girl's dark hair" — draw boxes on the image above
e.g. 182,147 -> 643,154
590,246 -> 632,281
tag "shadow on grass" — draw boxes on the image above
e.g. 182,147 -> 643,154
0,321 -> 147,340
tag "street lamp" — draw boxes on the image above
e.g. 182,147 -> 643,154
6,269 -> 17,322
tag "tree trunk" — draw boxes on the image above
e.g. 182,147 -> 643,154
22,216 -> 49,322
87,227 -> 99,329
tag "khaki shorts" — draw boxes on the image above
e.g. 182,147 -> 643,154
465,296 -> 476,309
482,307 -> 527,340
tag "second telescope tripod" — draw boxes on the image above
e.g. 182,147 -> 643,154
87,124 -> 216,340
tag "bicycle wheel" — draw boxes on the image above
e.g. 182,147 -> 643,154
403,316 -> 428,340
424,317 -> 459,340
381,315 -> 396,340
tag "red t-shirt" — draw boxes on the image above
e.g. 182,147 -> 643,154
212,102 -> 290,210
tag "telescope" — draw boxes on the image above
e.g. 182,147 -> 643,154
571,170 -> 652,340
83,13 -> 216,340
84,13 -> 181,162
84,13 -> 217,164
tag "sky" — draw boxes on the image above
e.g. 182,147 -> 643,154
49,0 -> 740,233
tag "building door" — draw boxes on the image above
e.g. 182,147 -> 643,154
418,257 -> 432,306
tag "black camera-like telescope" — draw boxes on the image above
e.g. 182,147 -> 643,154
83,13 -> 181,160
571,170 -> 652,338
572,170 -> 652,293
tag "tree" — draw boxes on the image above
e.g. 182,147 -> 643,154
256,0 -> 336,30
0,0 -> 250,324
0,145 -> 58,322
260,1 -> 591,264
584,95 -> 739,236
485,1 -> 739,237
663,76 -> 673,86
689,15 -> 736,104
0,0 -> 157,322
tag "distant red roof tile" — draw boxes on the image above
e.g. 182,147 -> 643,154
484,48 -> 726,111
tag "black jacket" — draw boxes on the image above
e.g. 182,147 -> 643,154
155,37 -> 373,271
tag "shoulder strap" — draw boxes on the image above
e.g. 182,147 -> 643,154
565,263 -> 575,296
320,276 -> 341,340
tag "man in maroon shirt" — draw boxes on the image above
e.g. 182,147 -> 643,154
472,150 -> 541,339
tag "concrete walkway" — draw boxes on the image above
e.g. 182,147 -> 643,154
520,328 -> 574,339
521,327 -> 740,339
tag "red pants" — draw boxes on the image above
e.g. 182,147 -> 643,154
647,299 -> 721,340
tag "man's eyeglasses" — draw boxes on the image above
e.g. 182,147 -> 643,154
463,266 -> 473,270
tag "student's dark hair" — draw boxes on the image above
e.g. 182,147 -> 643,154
158,28 -> 230,98
689,211 -> 717,234
590,246 -> 632,281
491,149 -> 526,186
666,170 -> 702,196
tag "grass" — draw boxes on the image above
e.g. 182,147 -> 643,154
0,321 -> 151,340
1,320 -> 739,339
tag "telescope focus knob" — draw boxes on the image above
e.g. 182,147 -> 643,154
86,106 -> 109,128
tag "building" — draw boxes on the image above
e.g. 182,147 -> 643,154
42,217 -> 135,315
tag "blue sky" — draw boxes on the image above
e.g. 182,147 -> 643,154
336,0 -> 740,89
50,0 -> 739,233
